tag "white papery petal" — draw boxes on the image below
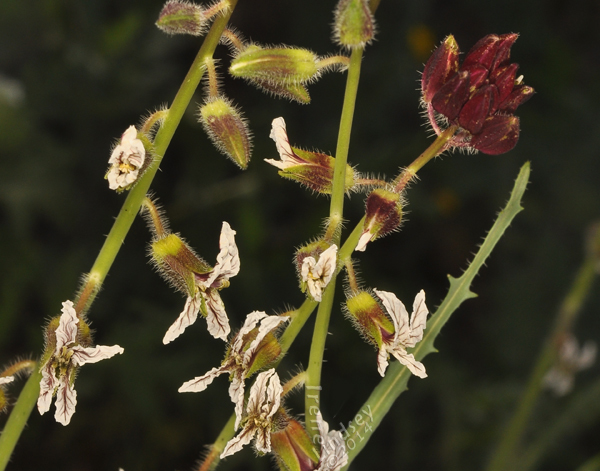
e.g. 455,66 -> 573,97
263,370 -> 282,420
232,311 -> 268,353
221,425 -> 256,458
71,344 -> 124,366
355,230 -> 373,252
408,290 -> 428,347
163,294 -> 202,344
107,126 -> 145,191
254,426 -> 272,454
374,289 -> 410,345
179,365 -> 229,393
54,375 -> 77,426
302,245 -> 338,302
205,289 -> 230,341
266,117 -> 300,170
316,412 -> 348,471
37,364 -> 57,415
390,347 -> 427,378
376,345 -> 390,377
56,300 -> 79,351
0,376 -> 14,385
205,222 -> 240,288
230,372 -> 246,430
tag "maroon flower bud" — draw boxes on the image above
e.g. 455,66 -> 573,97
470,115 -> 520,155
421,35 -> 459,103
462,34 -> 503,70
356,188 -> 403,252
498,84 -> 534,113
458,85 -> 498,134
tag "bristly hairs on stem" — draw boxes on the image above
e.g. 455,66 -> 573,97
73,271 -> 103,318
140,194 -> 171,241
343,258 -> 362,296
202,57 -> 222,99
1,359 -> 36,381
316,54 -> 351,73
282,369 -> 308,397
140,106 -> 169,138
220,27 -> 247,55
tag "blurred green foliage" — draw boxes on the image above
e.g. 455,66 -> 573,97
0,0 -> 599,470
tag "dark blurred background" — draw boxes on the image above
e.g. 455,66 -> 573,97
1,0 -> 599,470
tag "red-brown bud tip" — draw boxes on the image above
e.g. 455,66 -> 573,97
470,115 -> 520,155
422,35 -> 460,103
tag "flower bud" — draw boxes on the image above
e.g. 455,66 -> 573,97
151,233 -> 212,295
431,70 -> 470,121
230,44 -> 320,85
267,117 -> 356,194
199,96 -> 252,169
252,79 -> 311,105
356,189 -> 403,252
332,0 -> 376,50
271,417 -> 319,471
345,290 -> 394,349
156,0 -> 207,36
421,35 -> 459,103
458,85 -> 498,134
241,329 -> 284,378
469,114 -> 520,155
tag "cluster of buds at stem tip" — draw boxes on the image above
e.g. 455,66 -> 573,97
37,301 -> 124,425
178,311 -> 289,429
332,0 -> 376,50
229,44 -> 348,104
267,117 -> 357,194
199,96 -> 252,169
296,240 -> 339,302
155,0 -> 230,36
356,188 -> 403,252
422,34 -> 534,155
106,126 -> 151,192
345,289 -> 428,378
142,197 -> 240,343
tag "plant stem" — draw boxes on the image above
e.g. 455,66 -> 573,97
305,46 -> 364,439
0,367 -> 41,471
0,5 -> 238,469
485,247 -> 599,471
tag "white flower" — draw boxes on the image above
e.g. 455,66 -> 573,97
221,368 -> 283,458
37,300 -> 124,426
373,289 -> 428,378
163,221 -> 240,344
265,117 -> 301,171
316,411 -> 348,471
543,335 -> 597,396
106,125 -> 146,191
301,244 -> 338,302
0,376 -> 14,385
179,311 -> 288,429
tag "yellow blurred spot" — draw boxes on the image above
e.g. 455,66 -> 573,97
407,24 -> 437,62
433,187 -> 461,217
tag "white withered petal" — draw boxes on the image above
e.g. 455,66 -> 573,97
265,117 -> 303,170
301,244 -> 338,302
373,289 -> 428,378
316,411 -> 348,471
106,125 -> 146,191
37,300 -> 124,425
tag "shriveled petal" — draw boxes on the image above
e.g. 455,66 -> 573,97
70,344 -> 124,366
247,368 -> 281,418
374,289 -> 410,345
54,375 -> 77,426
316,411 -> 348,471
314,245 -> 337,286
230,372 -> 246,430
178,365 -> 229,393
390,347 -> 427,378
0,376 -> 14,385
37,363 -> 58,415
243,314 -> 289,367
163,294 -> 202,344
232,310 -> 269,353
56,300 -> 79,351
266,117 -> 302,170
263,370 -> 283,420
376,345 -> 390,377
302,245 -> 338,302
221,424 -> 256,458
205,222 -> 240,288
254,426 -> 272,454
204,289 -> 231,341
355,229 -> 373,252
407,290 -> 428,347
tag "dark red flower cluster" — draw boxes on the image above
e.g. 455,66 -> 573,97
422,34 -> 534,155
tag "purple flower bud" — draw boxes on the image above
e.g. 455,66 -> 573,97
421,35 -> 459,103
470,115 -> 520,155
431,70 -> 470,121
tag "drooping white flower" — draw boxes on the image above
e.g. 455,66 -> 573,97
543,335 -> 597,396
373,289 -> 428,378
265,117 -> 300,171
37,300 -> 124,426
316,411 -> 348,471
179,311 -> 288,429
106,125 -> 146,191
301,244 -> 338,302
0,376 -> 14,385
221,368 -> 283,458
163,221 -> 240,344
